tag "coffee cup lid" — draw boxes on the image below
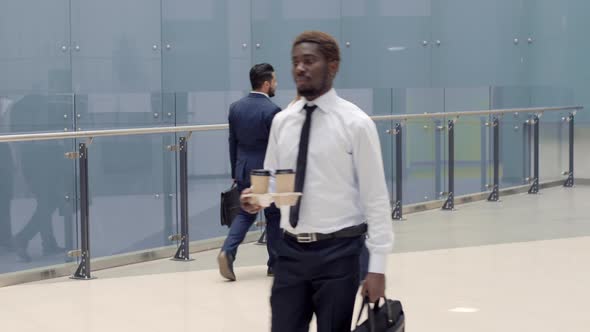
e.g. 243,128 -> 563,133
275,169 -> 294,174
251,169 -> 271,176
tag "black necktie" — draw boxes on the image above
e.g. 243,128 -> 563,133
289,104 -> 317,228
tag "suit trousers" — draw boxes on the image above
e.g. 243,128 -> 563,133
271,234 -> 365,332
221,182 -> 280,268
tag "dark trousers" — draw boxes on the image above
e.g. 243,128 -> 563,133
221,183 -> 281,267
14,193 -> 59,250
271,235 -> 365,332
15,147 -> 63,251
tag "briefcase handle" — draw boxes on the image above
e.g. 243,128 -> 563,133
354,297 -> 376,331
354,296 -> 396,331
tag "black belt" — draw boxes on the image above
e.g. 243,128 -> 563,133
283,224 -> 367,243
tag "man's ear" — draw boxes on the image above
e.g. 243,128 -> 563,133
328,61 -> 340,79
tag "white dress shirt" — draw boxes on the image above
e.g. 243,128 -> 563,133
264,88 -> 394,274
251,91 -> 270,98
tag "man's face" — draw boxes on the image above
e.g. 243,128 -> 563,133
291,42 -> 336,100
268,72 -> 277,98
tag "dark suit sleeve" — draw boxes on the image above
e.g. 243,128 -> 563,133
228,106 -> 237,179
265,105 -> 281,134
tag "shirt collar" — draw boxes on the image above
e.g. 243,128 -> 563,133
298,88 -> 337,113
250,91 -> 269,98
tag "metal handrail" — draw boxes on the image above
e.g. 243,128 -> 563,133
0,106 -> 582,143
370,105 -> 581,121
0,103 -> 581,280
0,124 -> 229,143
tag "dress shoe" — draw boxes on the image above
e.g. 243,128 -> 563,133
267,266 -> 274,277
217,251 -> 236,281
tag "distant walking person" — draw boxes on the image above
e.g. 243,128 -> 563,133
217,63 -> 282,281
11,94 -> 65,262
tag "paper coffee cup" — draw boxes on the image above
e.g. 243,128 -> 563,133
250,169 -> 271,194
274,169 -> 296,207
275,169 -> 295,193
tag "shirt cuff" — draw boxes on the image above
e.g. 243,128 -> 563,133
368,253 -> 388,274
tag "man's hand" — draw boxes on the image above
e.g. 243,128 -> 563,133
240,188 -> 262,214
361,272 -> 386,303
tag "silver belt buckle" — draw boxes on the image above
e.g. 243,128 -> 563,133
296,233 -> 317,243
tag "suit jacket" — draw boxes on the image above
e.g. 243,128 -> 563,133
228,93 -> 281,186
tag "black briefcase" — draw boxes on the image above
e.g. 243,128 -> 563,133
220,183 -> 241,227
352,297 -> 405,332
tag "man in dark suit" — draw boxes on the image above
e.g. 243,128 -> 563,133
10,94 -> 66,262
217,63 -> 282,281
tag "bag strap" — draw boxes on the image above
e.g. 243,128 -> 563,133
367,298 -> 377,332
355,297 -> 377,331
354,296 -> 369,326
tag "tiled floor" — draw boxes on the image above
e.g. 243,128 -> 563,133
1,186 -> 589,331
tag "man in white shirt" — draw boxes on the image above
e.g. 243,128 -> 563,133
241,31 -> 394,332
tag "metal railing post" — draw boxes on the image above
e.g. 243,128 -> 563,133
391,123 -> 403,220
528,115 -> 540,194
168,136 -> 194,261
564,113 -> 575,187
487,117 -> 500,202
67,140 -> 95,280
442,119 -> 455,210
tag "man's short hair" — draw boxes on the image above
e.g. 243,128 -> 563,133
292,31 -> 341,63
250,63 -> 275,90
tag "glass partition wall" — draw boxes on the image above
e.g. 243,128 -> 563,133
0,0 -> 587,277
